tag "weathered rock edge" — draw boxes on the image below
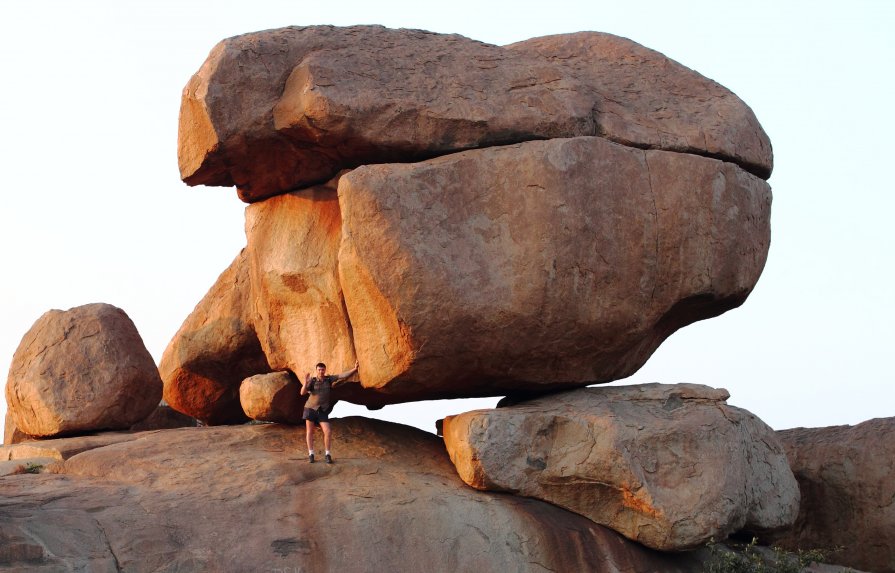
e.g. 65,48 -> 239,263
442,384 -> 800,551
179,25 -> 772,202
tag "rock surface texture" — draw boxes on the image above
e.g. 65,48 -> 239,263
179,26 -> 771,202
768,418 -> 895,573
0,419 -> 707,572
442,384 -> 800,551
6,303 -> 162,438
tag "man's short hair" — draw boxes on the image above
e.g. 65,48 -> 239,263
315,362 -> 327,370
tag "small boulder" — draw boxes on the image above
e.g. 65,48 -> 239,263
767,418 -> 895,573
442,384 -> 799,551
239,371 -> 305,424
5,303 -> 162,438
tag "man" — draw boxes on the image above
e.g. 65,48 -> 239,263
300,360 -> 359,463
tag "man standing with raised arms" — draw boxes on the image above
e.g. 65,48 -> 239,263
300,360 -> 359,463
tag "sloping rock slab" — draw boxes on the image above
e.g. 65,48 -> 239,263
767,418 -> 895,573
1,418 -> 705,572
0,431 -> 145,461
179,25 -> 771,201
338,137 -> 770,399
442,384 -> 799,551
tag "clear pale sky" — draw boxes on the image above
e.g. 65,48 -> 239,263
1,1 -> 892,433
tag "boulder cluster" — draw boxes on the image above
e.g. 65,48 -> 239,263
3,25 -> 891,572
164,24 -> 772,424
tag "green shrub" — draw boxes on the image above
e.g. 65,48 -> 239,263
703,538 -> 831,573
12,462 -> 44,475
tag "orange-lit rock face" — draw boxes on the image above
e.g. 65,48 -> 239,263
159,250 -> 270,425
178,26 -> 771,202
6,303 -> 162,438
442,384 -> 800,551
3,412 -> 30,445
244,179 -> 355,376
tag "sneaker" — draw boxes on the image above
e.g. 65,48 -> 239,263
308,453 -> 315,463
325,454 -> 333,464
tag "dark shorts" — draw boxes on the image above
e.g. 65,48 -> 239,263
302,407 -> 329,425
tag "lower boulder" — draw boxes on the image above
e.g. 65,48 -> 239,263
442,384 -> 799,551
767,418 -> 895,573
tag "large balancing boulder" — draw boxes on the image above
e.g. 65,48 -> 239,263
179,26 -> 771,202
442,384 -> 800,551
338,137 -> 770,399
6,303 -> 162,437
168,25 -> 773,417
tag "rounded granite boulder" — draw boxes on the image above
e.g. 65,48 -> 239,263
6,303 -> 162,437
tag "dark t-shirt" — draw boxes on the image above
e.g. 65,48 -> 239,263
305,375 -> 337,411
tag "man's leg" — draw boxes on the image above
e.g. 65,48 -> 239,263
320,421 -> 333,463
305,419 -> 316,462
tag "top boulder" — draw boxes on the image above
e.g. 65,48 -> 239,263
178,25 -> 772,202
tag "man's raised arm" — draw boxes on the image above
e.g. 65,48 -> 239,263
300,372 -> 312,395
333,361 -> 360,385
